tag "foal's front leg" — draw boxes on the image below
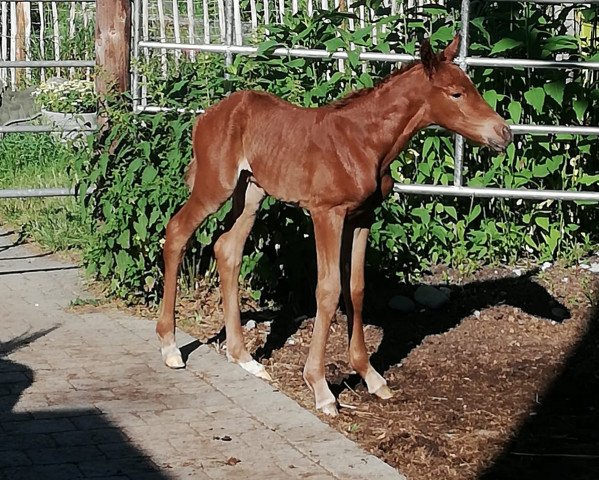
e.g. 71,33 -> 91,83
303,208 -> 345,416
341,224 -> 392,399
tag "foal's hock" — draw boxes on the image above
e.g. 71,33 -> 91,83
156,35 -> 512,416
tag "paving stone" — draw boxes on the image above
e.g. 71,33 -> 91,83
27,445 -> 107,465
0,228 -> 404,480
51,428 -> 127,447
0,463 -> 84,480
0,450 -> 32,467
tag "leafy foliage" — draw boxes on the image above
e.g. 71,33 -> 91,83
81,2 -> 598,306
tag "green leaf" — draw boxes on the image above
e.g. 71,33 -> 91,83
507,100 -> 522,124
483,90 -> 503,110
544,81 -> 564,105
117,230 -> 130,248
358,72 -> 374,88
444,206 -> 458,220
573,99 -> 588,122
524,87 -> 545,114
532,164 -> 549,178
490,38 -> 523,55
471,17 -> 490,44
411,207 -> 431,225
324,37 -> 345,52
141,165 -> 158,184
347,49 -> 360,69
466,204 -> 482,224
115,250 -> 131,277
535,216 -> 549,232
578,174 -> 599,186
256,39 -> 279,55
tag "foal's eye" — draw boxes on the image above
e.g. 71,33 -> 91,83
451,92 -> 462,99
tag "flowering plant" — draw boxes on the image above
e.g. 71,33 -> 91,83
33,79 -> 97,113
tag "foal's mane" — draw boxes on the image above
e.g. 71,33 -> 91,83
328,60 -> 421,109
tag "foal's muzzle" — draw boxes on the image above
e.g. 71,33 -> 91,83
488,124 -> 513,152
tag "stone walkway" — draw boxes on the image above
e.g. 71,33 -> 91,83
0,228 -> 404,480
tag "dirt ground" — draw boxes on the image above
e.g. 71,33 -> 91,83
173,263 -> 599,480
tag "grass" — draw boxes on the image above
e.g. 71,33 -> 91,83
0,133 -> 91,252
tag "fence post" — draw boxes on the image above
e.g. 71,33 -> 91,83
95,0 -> 131,98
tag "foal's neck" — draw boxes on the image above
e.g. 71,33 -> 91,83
339,66 -> 432,173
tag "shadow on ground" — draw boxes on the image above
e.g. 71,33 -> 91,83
0,330 -> 168,480
479,309 -> 599,480
248,268 -> 570,370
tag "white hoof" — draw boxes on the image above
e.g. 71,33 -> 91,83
364,366 -> 390,397
317,400 -> 339,417
240,360 -> 272,381
228,355 -> 272,381
372,384 -> 393,400
161,344 -> 185,369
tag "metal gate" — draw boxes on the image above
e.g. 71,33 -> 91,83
0,0 -> 95,199
133,0 -> 599,202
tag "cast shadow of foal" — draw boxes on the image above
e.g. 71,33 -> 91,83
0,330 -> 168,479
242,268 -> 570,397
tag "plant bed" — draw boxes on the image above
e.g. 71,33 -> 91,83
173,263 -> 599,480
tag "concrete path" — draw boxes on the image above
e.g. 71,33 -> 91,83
0,228 -> 404,480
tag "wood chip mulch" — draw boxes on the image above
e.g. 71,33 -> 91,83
174,264 -> 599,480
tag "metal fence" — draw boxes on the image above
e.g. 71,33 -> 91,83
0,0 -> 95,89
0,0 -> 95,198
133,0 -> 599,202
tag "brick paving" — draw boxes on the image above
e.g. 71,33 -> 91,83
0,228 -> 405,480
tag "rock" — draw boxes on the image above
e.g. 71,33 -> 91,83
551,307 -> 569,320
414,285 -> 450,310
439,286 -> 452,297
541,262 -> 552,271
387,295 -> 416,313
588,262 -> 599,274
513,268 -> 523,277
473,310 -> 481,318
580,263 -> 590,270
244,320 -> 256,330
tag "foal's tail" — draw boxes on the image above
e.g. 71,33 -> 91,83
184,158 -> 197,191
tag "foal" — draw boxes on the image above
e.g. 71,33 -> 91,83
156,36 -> 512,416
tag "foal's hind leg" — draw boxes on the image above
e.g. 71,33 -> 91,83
214,181 -> 270,380
341,223 -> 392,399
157,182 -> 234,368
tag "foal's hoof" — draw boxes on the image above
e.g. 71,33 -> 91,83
318,401 -> 339,417
235,358 -> 272,381
372,384 -> 393,400
161,345 -> 185,369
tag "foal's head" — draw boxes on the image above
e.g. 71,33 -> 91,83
419,36 -> 512,152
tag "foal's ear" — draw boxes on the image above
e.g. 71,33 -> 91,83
420,38 -> 438,77
441,34 -> 460,62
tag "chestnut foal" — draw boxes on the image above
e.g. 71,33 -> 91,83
156,36 -> 512,415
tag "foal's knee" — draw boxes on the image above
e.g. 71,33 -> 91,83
214,233 -> 239,271
316,281 -> 341,316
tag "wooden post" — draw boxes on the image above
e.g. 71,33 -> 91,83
15,2 -> 25,85
95,0 -> 131,98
